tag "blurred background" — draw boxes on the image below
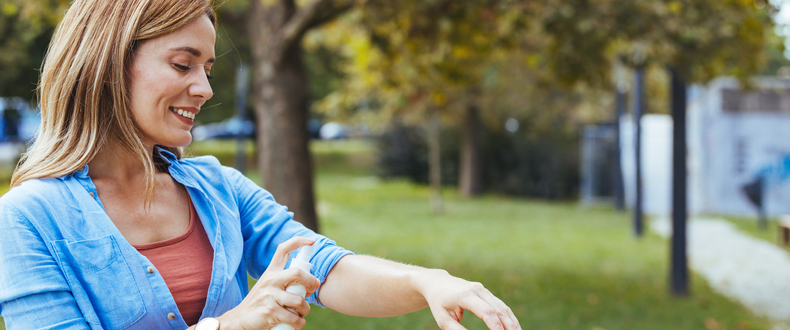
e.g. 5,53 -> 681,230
2,0 -> 790,329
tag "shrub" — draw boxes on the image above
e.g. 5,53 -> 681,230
377,122 -> 579,199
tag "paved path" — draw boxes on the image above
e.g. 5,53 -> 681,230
651,218 -> 790,330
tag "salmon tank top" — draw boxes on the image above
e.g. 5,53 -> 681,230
133,197 -> 214,326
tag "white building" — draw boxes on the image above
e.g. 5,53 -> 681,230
619,77 -> 790,217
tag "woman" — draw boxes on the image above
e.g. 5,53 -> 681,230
0,0 -> 521,329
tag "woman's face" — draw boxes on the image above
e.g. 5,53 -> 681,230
127,14 -> 215,148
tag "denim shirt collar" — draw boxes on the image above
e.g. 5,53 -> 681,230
74,165 -> 90,179
156,147 -> 200,188
154,146 -> 178,164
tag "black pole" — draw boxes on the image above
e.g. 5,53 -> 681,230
633,67 -> 644,237
235,63 -> 250,172
614,86 -> 626,211
670,68 -> 689,296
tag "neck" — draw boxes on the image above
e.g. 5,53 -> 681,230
88,139 -> 154,182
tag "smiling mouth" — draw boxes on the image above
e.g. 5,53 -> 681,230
170,107 -> 196,120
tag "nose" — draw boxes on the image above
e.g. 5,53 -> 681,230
189,72 -> 214,101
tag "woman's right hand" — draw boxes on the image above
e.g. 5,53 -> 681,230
218,237 -> 319,330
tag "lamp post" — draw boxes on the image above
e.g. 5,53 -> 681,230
633,65 -> 644,237
630,43 -> 647,238
670,68 -> 689,296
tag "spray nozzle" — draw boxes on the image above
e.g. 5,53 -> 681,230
295,245 -> 312,263
289,245 -> 313,273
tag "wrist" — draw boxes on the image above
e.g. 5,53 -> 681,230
213,312 -> 241,330
410,268 -> 450,299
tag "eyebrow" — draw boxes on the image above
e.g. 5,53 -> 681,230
169,46 -> 215,63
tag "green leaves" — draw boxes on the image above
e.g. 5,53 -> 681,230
308,0 -> 778,141
0,0 -> 73,100
310,0 -> 532,129
540,0 -> 775,85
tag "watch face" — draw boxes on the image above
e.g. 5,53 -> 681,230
196,317 -> 220,330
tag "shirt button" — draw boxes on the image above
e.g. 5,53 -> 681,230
89,192 -> 95,198
167,313 -> 176,320
146,266 -> 154,274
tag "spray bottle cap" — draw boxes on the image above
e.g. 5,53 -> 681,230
290,245 -> 313,272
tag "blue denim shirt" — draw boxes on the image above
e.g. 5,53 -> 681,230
0,149 -> 353,329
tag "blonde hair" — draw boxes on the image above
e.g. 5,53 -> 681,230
12,0 -> 216,202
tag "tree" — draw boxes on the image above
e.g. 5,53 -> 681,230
259,0 -> 777,223
0,0 -> 70,101
246,0 -> 354,231
539,0 -> 775,84
311,0 -> 534,208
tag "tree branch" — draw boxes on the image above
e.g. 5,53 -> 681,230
280,0 -> 296,12
280,0 -> 355,49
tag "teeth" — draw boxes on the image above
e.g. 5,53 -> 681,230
170,107 -> 195,120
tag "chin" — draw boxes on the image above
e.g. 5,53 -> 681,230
160,134 -> 193,148
173,139 -> 193,148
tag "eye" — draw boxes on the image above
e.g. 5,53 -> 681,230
206,73 -> 214,80
173,64 -> 190,72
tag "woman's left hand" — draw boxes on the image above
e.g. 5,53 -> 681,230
417,269 -> 521,330
318,255 -> 520,330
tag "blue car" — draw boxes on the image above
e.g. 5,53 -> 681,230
191,117 -> 255,141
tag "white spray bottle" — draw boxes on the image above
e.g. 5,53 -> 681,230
271,245 -> 313,330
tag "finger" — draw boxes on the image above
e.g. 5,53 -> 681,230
267,236 -> 315,272
476,291 -> 520,330
458,294 -> 506,330
297,270 -> 320,297
270,302 -> 306,329
276,267 -> 320,293
277,289 -> 312,318
306,276 -> 321,297
430,306 -> 468,330
251,263 -> 320,297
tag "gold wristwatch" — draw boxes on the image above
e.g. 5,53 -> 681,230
196,317 -> 220,330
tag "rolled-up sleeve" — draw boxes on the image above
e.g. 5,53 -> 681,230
224,167 -> 353,307
0,202 -> 91,329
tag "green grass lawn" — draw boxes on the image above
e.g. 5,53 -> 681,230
722,215 -> 785,246
0,139 -> 773,329
306,179 -> 771,329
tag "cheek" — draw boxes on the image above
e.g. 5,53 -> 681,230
128,68 -> 150,101
128,67 -> 177,111
131,70 -> 161,95
128,77 -> 161,124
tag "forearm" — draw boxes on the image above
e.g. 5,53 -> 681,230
189,255 -> 434,328
201,253 -> 520,330
317,255 -> 442,317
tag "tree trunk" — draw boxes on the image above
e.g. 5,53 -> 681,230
428,108 -> 443,213
248,1 -> 318,232
459,102 -> 483,196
